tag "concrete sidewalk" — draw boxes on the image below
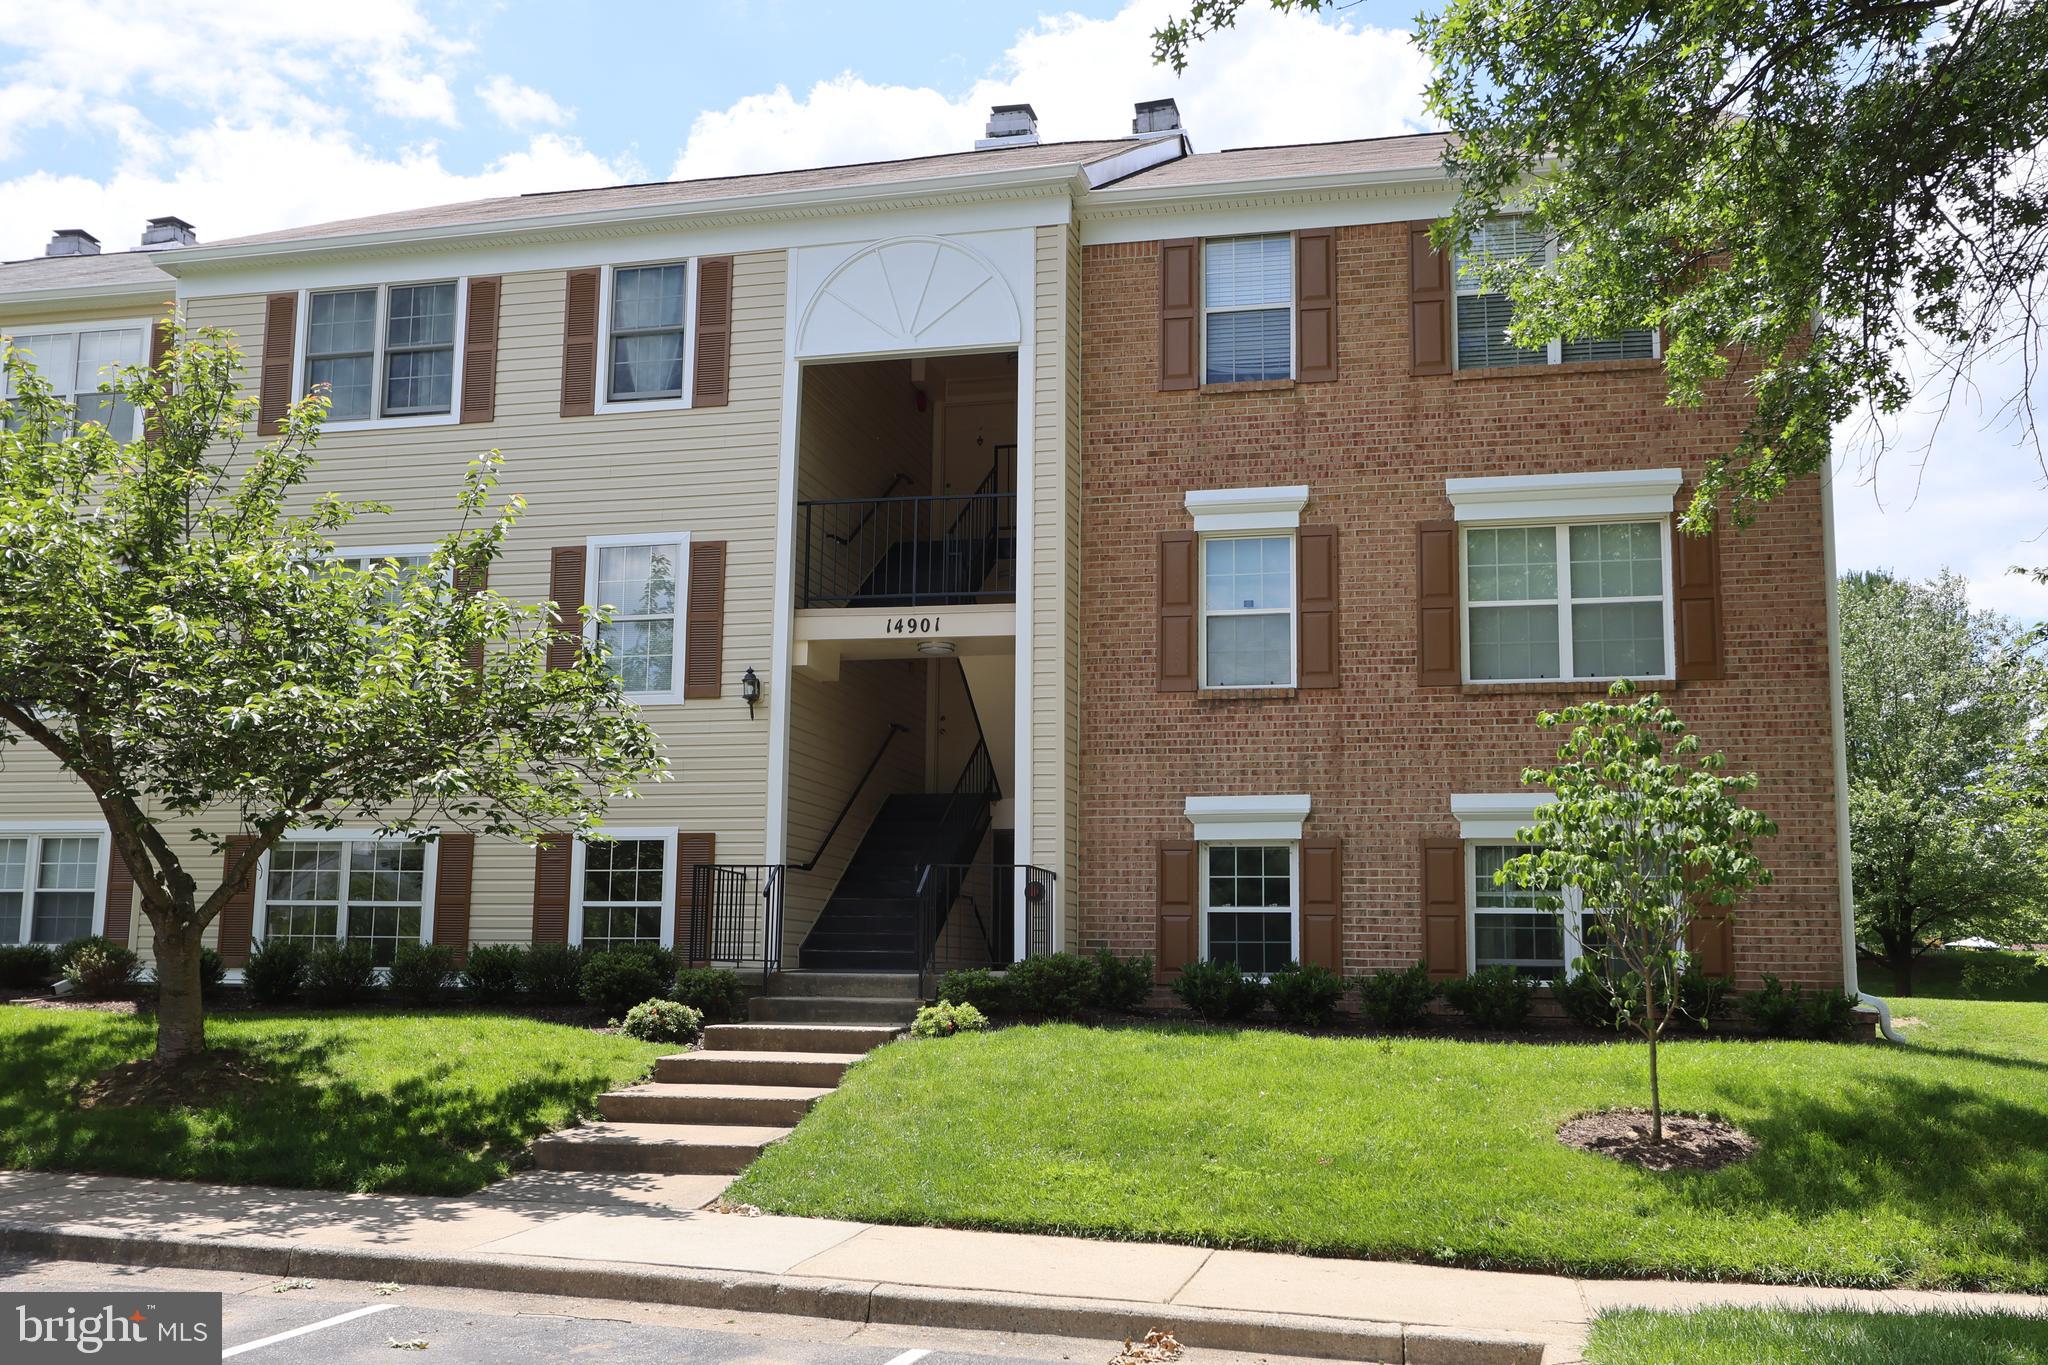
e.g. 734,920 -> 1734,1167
2,1169 -> 2043,1364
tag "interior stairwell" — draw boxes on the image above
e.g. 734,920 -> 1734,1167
795,790 -> 992,970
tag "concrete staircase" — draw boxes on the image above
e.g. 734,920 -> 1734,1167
530,972 -> 919,1176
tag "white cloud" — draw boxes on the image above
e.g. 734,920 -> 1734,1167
477,75 -> 572,130
367,62 -> 459,126
670,1 -> 1432,180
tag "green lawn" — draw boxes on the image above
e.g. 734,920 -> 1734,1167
1585,1307 -> 2048,1364
729,996 -> 2048,1291
0,1006 -> 666,1194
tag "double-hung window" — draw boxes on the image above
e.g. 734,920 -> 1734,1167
0,830 -> 105,945
1453,217 -> 1657,370
573,832 -> 674,949
1465,521 -> 1670,682
606,263 -> 690,403
332,545 -> 442,611
305,282 -> 459,423
586,534 -> 689,701
260,837 -> 432,966
1470,843 -> 1566,980
1202,843 -> 1296,975
1201,535 -> 1294,687
1203,235 -> 1292,384
1,323 -> 147,439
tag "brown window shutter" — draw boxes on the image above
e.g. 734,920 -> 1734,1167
692,256 -> 733,408
1421,835 -> 1465,979
257,292 -> 297,436
531,835 -> 571,944
432,833 -> 475,964
453,561 -> 488,672
1408,221 -> 1452,376
1687,908 -> 1735,980
1300,838 -> 1342,970
1297,526 -> 1339,689
1673,525 -> 1725,681
677,832 -> 716,962
560,267 -> 600,418
218,835 -> 258,966
1156,839 -> 1199,981
1294,228 -> 1337,383
547,546 -> 587,671
1158,530 -> 1198,691
143,314 -> 173,444
683,540 -> 727,699
1417,520 -> 1461,686
1158,238 -> 1200,391
460,276 -> 501,424
104,839 -> 136,948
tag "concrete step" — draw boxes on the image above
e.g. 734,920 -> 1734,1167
765,971 -> 921,1000
656,1049 -> 867,1086
798,948 -> 920,972
529,1121 -> 791,1174
703,1022 -> 901,1054
747,995 -> 920,1025
596,1082 -> 831,1126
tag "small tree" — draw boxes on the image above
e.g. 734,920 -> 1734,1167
0,324 -> 664,1065
1501,682 -> 1774,1143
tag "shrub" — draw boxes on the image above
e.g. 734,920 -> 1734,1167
619,998 -> 703,1043
1090,948 -> 1154,1012
1357,962 -> 1439,1030
461,943 -> 527,1004
1796,986 -> 1862,1040
911,1000 -> 989,1038
244,939 -> 309,1005
580,948 -> 668,1017
1442,965 -> 1534,1029
1739,975 -> 1861,1039
1172,958 -> 1266,1023
1738,975 -> 1802,1037
1004,951 -> 1098,1018
56,935 -> 119,971
198,946 -> 228,1000
520,943 -> 585,1005
608,941 -> 678,982
937,967 -> 1011,1014
388,942 -> 455,1006
1264,962 -> 1349,1029
302,940 -> 376,1006
61,940 -> 140,997
672,966 -> 748,1023
1680,966 -> 1736,1023
1555,965 -> 1734,1034
1962,952 -> 2044,1000
0,943 -> 58,990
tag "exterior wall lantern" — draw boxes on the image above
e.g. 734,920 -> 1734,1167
741,667 -> 762,718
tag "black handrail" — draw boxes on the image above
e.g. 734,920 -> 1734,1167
798,488 -> 1015,608
793,723 -> 909,873
688,862 -> 783,990
823,471 -> 913,546
915,863 -> 1058,997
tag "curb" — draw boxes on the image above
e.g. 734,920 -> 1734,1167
0,1221 -> 1547,1365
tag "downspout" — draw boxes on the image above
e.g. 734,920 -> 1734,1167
1821,467 -> 1902,1042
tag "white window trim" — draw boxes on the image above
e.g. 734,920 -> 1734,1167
1451,792 -> 1558,843
1185,485 -> 1309,535
0,318 -> 153,442
251,829 -> 441,949
1197,530 -> 1298,691
0,821 -> 110,944
1199,234 -> 1296,385
1197,840 -> 1300,972
1451,222 -> 1663,371
1447,469 -> 1684,525
594,258 -> 698,415
583,530 -> 693,705
1464,839 -> 1603,981
568,827 -> 679,949
1454,505 -> 1679,686
330,542 -> 443,571
294,280 -> 467,432
1184,793 -> 1311,843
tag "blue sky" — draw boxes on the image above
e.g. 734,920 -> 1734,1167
4,0 -> 2044,618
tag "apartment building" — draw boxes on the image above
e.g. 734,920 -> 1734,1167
0,102 -> 1855,995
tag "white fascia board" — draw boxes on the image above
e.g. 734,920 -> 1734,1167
1185,794 -> 1313,843
1185,485 -> 1310,534
1446,468 -> 1684,525
0,282 -> 175,310
1451,792 -> 1557,842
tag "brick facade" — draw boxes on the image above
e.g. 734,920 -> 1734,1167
1076,223 -> 1845,989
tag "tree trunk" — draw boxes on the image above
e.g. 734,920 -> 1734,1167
1645,973 -> 1664,1145
152,922 -> 207,1064
1886,935 -> 1916,997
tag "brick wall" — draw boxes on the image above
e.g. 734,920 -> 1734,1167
1076,222 -> 1844,988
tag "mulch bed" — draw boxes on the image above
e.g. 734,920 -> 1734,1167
78,1048 -> 276,1110
1558,1108 -> 1758,1172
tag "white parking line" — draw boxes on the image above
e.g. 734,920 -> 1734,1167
880,1351 -> 933,1365
220,1303 -> 396,1358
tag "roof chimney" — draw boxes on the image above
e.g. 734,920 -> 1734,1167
1132,98 -> 1182,138
45,228 -> 101,258
140,215 -> 197,249
975,103 -> 1039,151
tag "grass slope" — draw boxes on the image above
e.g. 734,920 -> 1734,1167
0,1007 -> 666,1194
729,997 -> 2048,1290
1585,1307 -> 2048,1364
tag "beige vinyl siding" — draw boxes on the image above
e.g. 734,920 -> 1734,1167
1029,223 -> 1081,938
0,252 -> 787,963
